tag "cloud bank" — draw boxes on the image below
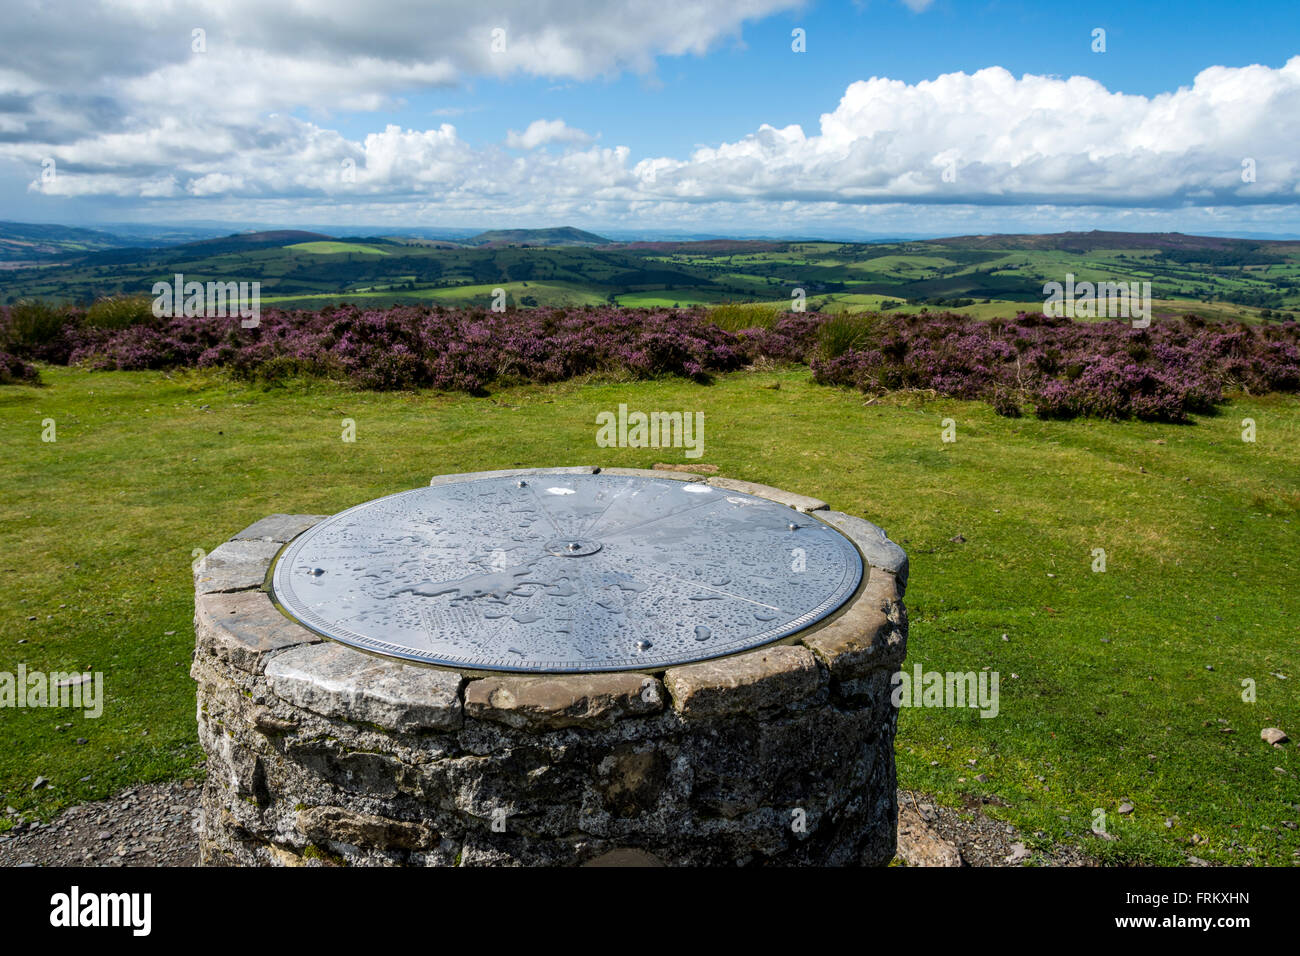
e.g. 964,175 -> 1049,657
1,1 -> 1297,227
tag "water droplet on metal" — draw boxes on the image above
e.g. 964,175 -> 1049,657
694,625 -> 712,641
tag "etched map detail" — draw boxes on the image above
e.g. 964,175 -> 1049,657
272,474 -> 863,672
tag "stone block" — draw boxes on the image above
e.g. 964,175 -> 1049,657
817,510 -> 909,590
464,672 -> 662,729
230,514 -> 328,544
296,806 -> 435,851
265,641 -> 463,732
195,589 -> 321,674
705,476 -> 828,513
800,569 -> 907,680
429,466 -> 597,487
596,467 -> 704,482
664,645 -> 820,718
194,539 -> 281,594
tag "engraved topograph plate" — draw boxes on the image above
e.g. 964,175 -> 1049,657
271,473 -> 863,673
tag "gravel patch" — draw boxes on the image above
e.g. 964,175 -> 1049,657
1,780 -> 1093,867
897,789 -> 1098,867
0,780 -> 200,868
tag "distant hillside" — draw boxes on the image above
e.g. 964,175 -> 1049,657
0,221 -> 133,261
383,236 -> 467,249
183,230 -> 334,255
0,228 -> 339,271
925,230 -> 1300,254
469,227 -> 611,247
610,239 -> 787,254
3,225 -> 1296,322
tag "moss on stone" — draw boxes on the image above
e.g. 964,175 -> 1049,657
303,843 -> 347,866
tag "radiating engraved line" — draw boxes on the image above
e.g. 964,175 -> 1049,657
582,477 -> 680,538
597,492 -> 726,540
578,480 -> 629,538
523,480 -> 568,537
639,565 -> 782,611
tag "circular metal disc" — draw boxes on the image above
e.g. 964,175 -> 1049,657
272,474 -> 863,673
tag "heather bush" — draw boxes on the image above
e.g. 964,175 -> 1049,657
991,385 -> 1022,418
13,299 -> 1298,422
65,305 -> 752,392
738,312 -> 823,364
0,349 -> 39,385
811,311 -> 1300,423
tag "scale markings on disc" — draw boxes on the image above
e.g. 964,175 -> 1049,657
272,474 -> 863,672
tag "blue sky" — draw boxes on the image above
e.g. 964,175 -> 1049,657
368,0 -> 1300,159
2,0 -> 1298,237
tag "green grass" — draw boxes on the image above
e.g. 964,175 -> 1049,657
284,241 -> 391,256
815,312 -> 880,359
427,280 -> 607,307
261,280 -> 610,310
614,290 -> 728,307
0,365 -> 1297,864
852,254 -> 957,272
704,302 -> 782,331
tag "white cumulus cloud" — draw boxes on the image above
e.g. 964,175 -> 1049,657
506,119 -> 594,150
0,1 -> 1297,230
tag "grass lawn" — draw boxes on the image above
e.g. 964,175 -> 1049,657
282,241 -> 392,256
261,280 -> 610,310
0,364 -> 1296,864
614,290 -> 729,307
427,280 -> 607,307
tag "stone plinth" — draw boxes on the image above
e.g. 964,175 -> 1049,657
192,467 -> 908,866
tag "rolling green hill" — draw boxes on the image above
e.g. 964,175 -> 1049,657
2,227 -> 1298,321
468,226 -> 611,247
0,221 -> 138,262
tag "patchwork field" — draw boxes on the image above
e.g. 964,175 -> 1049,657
5,228 -> 1299,323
